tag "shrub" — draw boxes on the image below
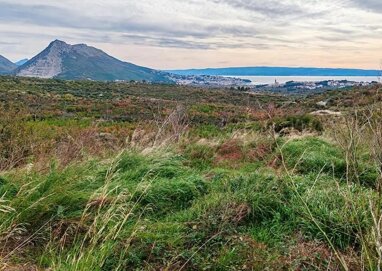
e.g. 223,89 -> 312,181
0,106 -> 35,170
273,115 -> 323,134
215,139 -> 244,166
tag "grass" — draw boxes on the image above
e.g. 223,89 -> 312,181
0,77 -> 382,270
282,137 -> 379,187
1,136 -> 379,270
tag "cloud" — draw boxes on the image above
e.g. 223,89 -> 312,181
351,0 -> 382,12
211,0 -> 306,17
0,0 -> 281,50
0,0 -> 380,68
0,1 -> 259,38
0,3 -> 87,29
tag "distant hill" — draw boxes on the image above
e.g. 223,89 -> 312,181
0,55 -> 17,74
15,59 -> 29,66
168,67 -> 381,77
15,40 -> 173,83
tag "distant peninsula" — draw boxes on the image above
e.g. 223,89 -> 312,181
167,66 -> 381,77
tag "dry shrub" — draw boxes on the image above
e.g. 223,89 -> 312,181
215,139 -> 244,165
153,104 -> 189,146
225,203 -> 251,225
217,236 -> 284,270
129,127 -> 156,148
193,201 -> 251,235
128,104 -> 189,149
0,106 -> 34,171
363,106 -> 382,269
327,95 -> 382,269
330,112 -> 366,185
51,220 -> 88,247
197,202 -> 251,227
0,105 -> 129,171
33,128 -> 122,169
0,263 -> 39,271
247,142 -> 273,161
286,236 -> 361,271
54,129 -> 106,167
215,136 -> 274,166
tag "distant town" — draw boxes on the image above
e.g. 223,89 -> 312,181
166,74 -> 251,87
251,79 -> 379,93
169,74 -> 379,93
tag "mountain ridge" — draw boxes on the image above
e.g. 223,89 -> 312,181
0,55 -> 17,74
15,59 -> 29,66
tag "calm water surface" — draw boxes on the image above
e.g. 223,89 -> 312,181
227,76 -> 380,85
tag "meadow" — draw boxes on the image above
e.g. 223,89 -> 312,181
0,76 -> 382,270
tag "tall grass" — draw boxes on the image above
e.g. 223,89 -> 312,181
331,106 -> 382,270
2,91 -> 382,269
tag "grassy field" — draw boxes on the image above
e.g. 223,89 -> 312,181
0,76 -> 382,270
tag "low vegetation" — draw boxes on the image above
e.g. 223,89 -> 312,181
0,76 -> 382,270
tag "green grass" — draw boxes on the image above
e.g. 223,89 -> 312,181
281,137 -> 379,187
281,137 -> 347,176
0,136 -> 380,270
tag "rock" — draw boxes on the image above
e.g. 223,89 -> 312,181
310,110 -> 342,116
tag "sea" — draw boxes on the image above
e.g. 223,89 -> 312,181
226,76 -> 380,85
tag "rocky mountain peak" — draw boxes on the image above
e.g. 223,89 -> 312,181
49,39 -> 69,48
46,39 -> 71,55
13,40 -> 172,82
15,40 -> 72,78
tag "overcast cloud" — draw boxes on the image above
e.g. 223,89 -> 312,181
0,0 -> 381,69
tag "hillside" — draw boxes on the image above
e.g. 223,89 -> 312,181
0,55 -> 16,74
0,77 -> 382,270
15,40 -> 173,83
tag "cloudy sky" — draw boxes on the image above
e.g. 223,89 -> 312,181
0,0 -> 381,69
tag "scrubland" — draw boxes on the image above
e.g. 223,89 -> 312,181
0,76 -> 382,270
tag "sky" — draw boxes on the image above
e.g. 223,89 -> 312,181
0,0 -> 381,69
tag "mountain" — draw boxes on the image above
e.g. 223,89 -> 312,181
15,40 -> 172,83
15,58 -> 29,66
168,66 -> 381,77
0,55 -> 17,74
